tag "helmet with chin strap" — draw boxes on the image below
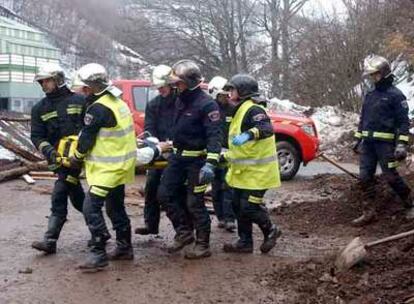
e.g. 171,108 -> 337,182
224,74 -> 259,100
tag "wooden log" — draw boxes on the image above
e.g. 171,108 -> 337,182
0,166 -> 30,182
29,171 -> 55,177
0,161 -> 22,172
0,114 -> 30,122
31,176 -> 58,181
0,160 -> 48,183
0,134 -> 42,162
21,160 -> 48,171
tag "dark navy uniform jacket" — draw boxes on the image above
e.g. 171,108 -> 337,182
144,91 -> 176,141
172,87 -> 223,165
356,76 -> 409,144
31,86 -> 85,156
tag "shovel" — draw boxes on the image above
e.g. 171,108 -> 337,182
335,229 -> 414,271
318,153 -> 359,180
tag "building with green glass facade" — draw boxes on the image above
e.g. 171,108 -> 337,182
0,15 -> 60,113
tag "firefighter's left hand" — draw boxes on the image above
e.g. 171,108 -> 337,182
158,141 -> 173,153
232,132 -> 251,146
69,156 -> 84,170
199,162 -> 215,184
395,143 -> 408,161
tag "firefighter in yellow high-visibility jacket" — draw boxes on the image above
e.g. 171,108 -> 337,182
70,63 -> 137,271
222,74 -> 282,254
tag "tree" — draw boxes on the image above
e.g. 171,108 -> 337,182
122,0 -> 259,79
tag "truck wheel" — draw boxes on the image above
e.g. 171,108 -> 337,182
277,141 -> 301,181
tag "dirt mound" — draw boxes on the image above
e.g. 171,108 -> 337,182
266,247 -> 414,303
267,173 -> 414,303
274,173 -> 414,238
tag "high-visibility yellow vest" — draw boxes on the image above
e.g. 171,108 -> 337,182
85,94 -> 136,188
225,100 -> 280,190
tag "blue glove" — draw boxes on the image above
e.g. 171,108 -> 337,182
232,132 -> 251,146
199,162 -> 215,184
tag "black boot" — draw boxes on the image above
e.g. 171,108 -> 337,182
353,181 -> 377,226
108,229 -> 134,261
223,226 -> 253,253
32,216 -> 66,254
223,239 -> 253,253
134,225 -> 158,235
79,235 -> 108,272
225,221 -> 236,232
167,232 -> 194,253
351,201 -> 376,226
87,231 -> 110,248
260,224 -> 281,254
184,231 -> 211,259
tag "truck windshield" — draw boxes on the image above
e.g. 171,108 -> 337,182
132,87 -> 159,111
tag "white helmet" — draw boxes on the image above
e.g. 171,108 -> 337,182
362,55 -> 392,78
208,76 -> 228,99
152,65 -> 172,88
70,71 -> 88,89
34,62 -> 65,86
77,63 -> 110,88
76,63 -> 122,97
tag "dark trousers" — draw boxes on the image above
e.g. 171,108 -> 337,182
232,188 -> 273,245
360,140 -> 411,200
83,184 -> 130,241
212,166 -> 235,222
143,169 -> 163,232
158,154 -> 210,239
51,167 -> 84,219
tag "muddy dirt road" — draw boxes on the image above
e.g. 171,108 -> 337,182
1,161 -> 412,304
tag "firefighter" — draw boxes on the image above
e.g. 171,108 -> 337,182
30,63 -> 86,254
222,74 -> 281,254
70,63 -> 137,271
135,65 -> 177,236
208,76 -> 236,232
352,55 -> 414,226
157,59 -> 222,259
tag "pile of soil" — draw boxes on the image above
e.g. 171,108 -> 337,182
266,173 -> 414,303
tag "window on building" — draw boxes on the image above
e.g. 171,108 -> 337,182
0,71 -> 10,82
0,98 -> 8,110
0,54 -> 10,64
13,99 -> 22,111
